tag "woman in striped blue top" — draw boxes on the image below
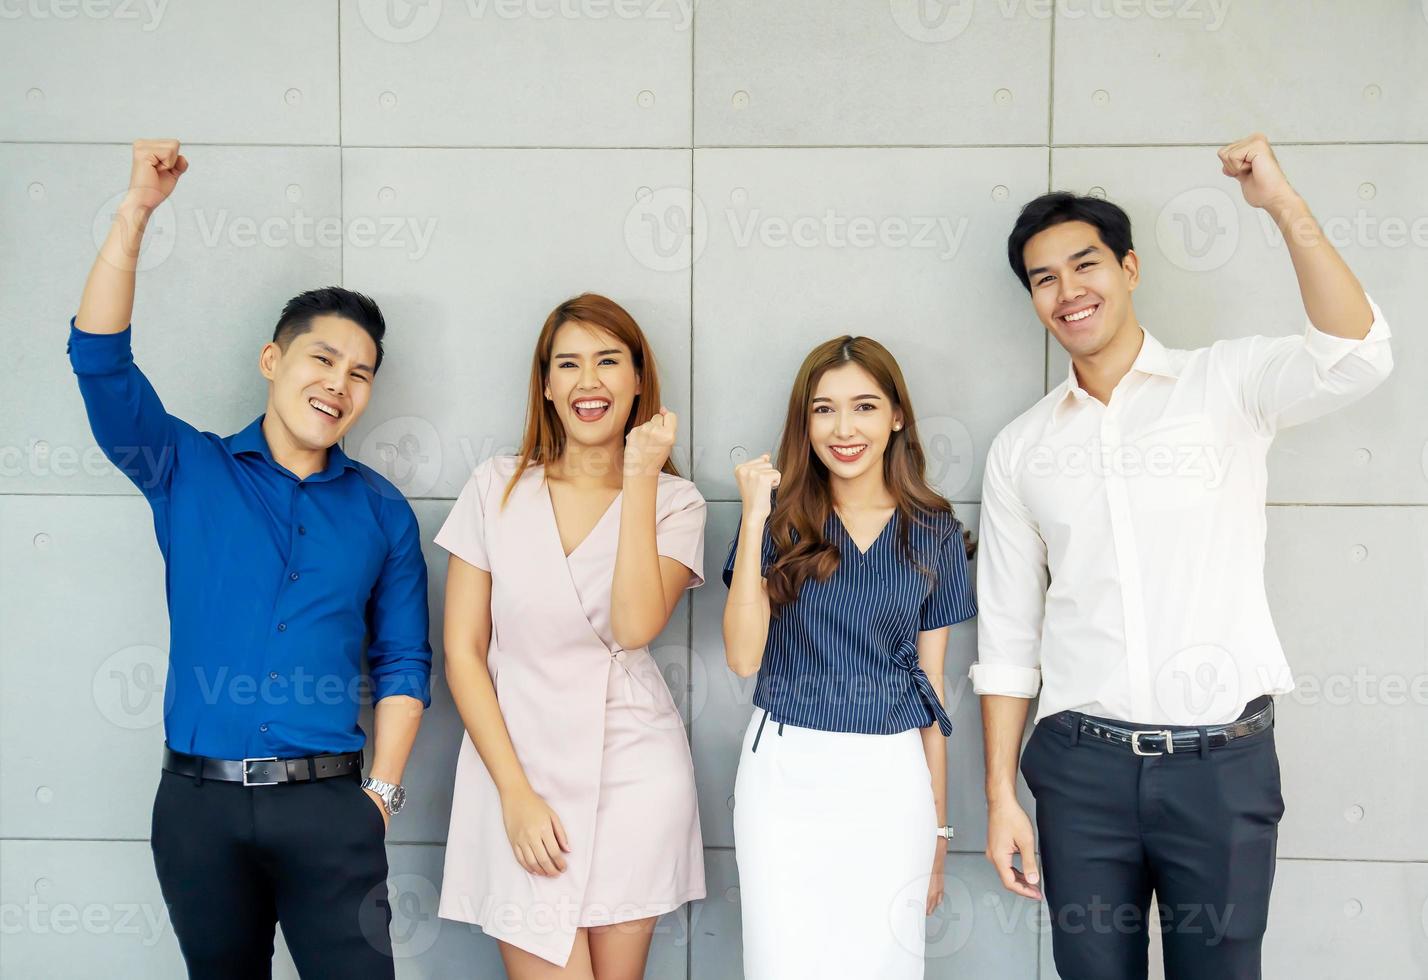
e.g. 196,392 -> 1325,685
722,335 -> 976,980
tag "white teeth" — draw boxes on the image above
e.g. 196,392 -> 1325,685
1064,306 -> 1097,322
831,445 -> 866,458
574,399 -> 610,410
310,398 -> 339,418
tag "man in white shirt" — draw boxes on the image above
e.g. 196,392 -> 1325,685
973,133 -> 1393,980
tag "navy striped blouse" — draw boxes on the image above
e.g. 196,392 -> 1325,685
722,506 -> 976,736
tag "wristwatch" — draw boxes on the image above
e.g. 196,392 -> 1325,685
362,776 -> 406,816
935,824 -> 955,840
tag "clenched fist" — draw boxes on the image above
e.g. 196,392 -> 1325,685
734,453 -> 781,523
624,406 -> 678,479
127,138 -> 188,211
1217,133 -> 1296,212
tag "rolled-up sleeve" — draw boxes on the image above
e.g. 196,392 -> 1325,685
969,434 -> 1046,699
1239,294 -> 1393,433
67,318 -> 184,499
366,500 -> 434,707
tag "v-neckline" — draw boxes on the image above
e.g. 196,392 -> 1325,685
833,506 -> 896,558
542,468 -> 623,559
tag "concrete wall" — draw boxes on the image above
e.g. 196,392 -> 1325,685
2,1 -> 1424,976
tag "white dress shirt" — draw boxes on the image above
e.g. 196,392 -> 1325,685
970,298 -> 1393,726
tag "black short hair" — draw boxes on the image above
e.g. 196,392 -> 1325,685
1007,192 -> 1134,291
272,286 -> 387,373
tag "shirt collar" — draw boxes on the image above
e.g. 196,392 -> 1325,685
1051,327 -> 1179,421
228,415 -> 359,483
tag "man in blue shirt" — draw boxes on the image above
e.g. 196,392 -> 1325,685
68,139 -> 433,979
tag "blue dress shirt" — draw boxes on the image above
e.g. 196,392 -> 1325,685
67,319 -> 433,759
723,504 -> 976,736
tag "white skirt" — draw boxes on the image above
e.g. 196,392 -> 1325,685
732,709 -> 939,980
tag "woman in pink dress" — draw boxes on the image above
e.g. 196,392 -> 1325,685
435,293 -> 706,978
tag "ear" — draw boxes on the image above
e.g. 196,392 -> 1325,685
892,409 -> 904,432
259,342 -> 280,381
1123,248 -> 1140,292
634,372 -> 643,396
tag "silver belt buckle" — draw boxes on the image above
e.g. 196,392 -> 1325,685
242,756 -> 281,786
1131,730 -> 1174,756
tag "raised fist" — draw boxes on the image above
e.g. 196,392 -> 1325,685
734,453 -> 781,522
127,138 -> 188,210
1217,133 -> 1295,212
624,406 -> 678,478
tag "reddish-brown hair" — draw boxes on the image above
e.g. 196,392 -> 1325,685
504,293 -> 677,505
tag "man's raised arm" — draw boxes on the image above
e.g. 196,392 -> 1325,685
69,139 -> 190,499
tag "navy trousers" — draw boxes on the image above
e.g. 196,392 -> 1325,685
1020,699 -> 1284,980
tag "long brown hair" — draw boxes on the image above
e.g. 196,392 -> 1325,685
765,335 -> 966,613
504,293 -> 678,505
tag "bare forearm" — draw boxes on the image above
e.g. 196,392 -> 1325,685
722,519 -> 771,677
1268,193 -> 1372,340
921,709 -> 948,826
366,694 -> 424,784
77,140 -> 187,333
76,196 -> 150,334
981,694 -> 1031,806
609,473 -> 667,649
445,648 -> 531,797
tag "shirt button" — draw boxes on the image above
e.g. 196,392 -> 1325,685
259,724 -> 269,732
298,526 -> 306,535
277,623 -> 287,632
289,572 -> 299,581
269,671 -> 279,680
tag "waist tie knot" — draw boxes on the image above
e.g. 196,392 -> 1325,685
895,642 -> 953,736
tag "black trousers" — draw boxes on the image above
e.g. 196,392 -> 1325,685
150,765 -> 394,979
1020,700 -> 1284,980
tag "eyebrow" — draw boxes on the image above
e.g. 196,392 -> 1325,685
310,340 -> 374,375
553,349 -> 625,359
811,393 -> 884,404
1026,244 -> 1102,280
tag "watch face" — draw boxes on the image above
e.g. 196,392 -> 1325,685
388,785 -> 406,814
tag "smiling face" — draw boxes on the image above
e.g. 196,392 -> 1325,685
808,362 -> 903,481
1022,219 -> 1140,360
259,313 -> 378,451
543,320 -> 642,451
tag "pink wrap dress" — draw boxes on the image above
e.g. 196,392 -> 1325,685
433,454 -> 707,967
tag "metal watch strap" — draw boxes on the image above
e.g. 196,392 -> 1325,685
362,776 -> 403,814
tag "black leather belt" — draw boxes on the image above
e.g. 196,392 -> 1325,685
1045,695 -> 1274,756
163,745 -> 362,786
